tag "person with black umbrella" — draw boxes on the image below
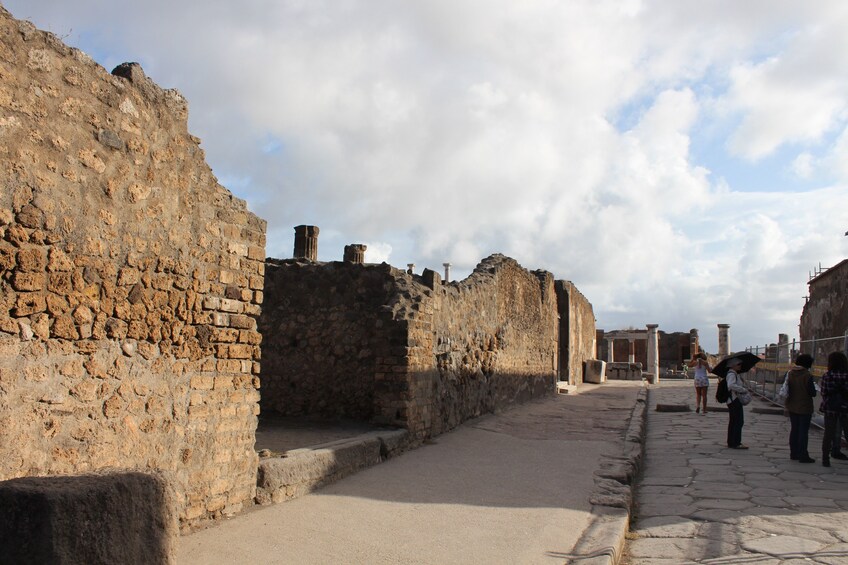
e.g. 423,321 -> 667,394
713,352 -> 760,449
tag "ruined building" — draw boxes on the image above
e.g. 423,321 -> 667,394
260,242 -> 596,439
800,257 -> 848,360
0,6 -> 265,530
0,3 -> 598,549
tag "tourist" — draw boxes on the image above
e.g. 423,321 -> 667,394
820,351 -> 848,467
783,353 -> 816,463
725,357 -> 748,449
688,353 -> 711,414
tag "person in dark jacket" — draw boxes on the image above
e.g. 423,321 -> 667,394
820,351 -> 848,467
784,354 -> 816,463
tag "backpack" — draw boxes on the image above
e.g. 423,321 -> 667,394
715,376 -> 729,403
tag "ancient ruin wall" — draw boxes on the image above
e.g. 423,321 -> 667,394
0,7 -> 265,530
556,280 -> 596,385
800,258 -> 848,359
407,256 -> 559,436
259,254 -> 560,439
259,260 -> 404,420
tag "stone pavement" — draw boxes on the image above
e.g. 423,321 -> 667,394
623,380 -> 848,564
177,382 -> 646,565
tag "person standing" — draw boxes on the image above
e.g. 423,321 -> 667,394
820,351 -> 848,467
783,354 -> 816,463
725,358 -> 748,449
688,353 -> 711,414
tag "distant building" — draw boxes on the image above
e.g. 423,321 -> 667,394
800,258 -> 848,360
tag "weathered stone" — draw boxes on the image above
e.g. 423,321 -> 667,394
0,473 -> 177,565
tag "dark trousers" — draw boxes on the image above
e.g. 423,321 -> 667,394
833,417 -> 847,455
823,412 -> 848,459
788,412 -> 812,459
727,399 -> 744,447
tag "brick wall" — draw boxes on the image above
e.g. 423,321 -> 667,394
800,258 -> 848,360
556,280 -> 596,385
260,254 -> 561,439
0,7 -> 265,530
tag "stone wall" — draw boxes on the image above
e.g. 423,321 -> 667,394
800,258 -> 848,361
260,254 -> 562,439
556,280 -> 596,385
0,6 -> 265,530
407,256 -> 559,436
259,259 -> 402,420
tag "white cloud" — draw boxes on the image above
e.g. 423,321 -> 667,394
8,0 -> 848,353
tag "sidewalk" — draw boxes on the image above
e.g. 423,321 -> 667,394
623,380 -> 848,564
177,382 -> 646,565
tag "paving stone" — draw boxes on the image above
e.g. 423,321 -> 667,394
635,503 -> 696,518
749,497 -> 789,507
626,536 -> 739,560
693,498 -> 755,511
742,535 -> 825,557
631,516 -> 700,538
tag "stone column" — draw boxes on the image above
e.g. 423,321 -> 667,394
647,324 -> 659,383
777,333 -> 789,364
628,339 -> 635,364
443,262 -> 451,282
606,338 -> 614,363
343,244 -> 367,264
689,328 -> 699,358
293,225 -> 319,261
718,324 -> 730,357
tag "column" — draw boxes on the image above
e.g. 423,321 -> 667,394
777,333 -> 789,364
689,328 -> 699,358
718,324 -> 730,357
293,225 -> 319,261
343,244 -> 367,264
647,324 -> 659,383
628,339 -> 635,364
443,262 -> 451,282
606,338 -> 615,363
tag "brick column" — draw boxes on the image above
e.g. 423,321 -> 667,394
343,244 -> 367,264
718,324 -> 730,357
689,328 -> 699,358
293,225 -> 319,261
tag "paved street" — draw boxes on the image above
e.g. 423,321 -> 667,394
624,380 -> 848,564
178,383 -> 643,565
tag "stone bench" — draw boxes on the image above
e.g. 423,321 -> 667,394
0,471 -> 176,565
256,429 -> 409,505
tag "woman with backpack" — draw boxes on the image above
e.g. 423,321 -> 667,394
820,351 -> 848,467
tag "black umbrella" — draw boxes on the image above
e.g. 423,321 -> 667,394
712,352 -> 761,378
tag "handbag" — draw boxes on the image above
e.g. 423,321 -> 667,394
738,389 -> 752,405
777,372 -> 789,401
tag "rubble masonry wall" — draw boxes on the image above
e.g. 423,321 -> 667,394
556,280 -> 596,385
259,254 -> 559,439
0,6 -> 265,530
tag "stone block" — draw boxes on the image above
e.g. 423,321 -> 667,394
584,359 -> 606,384
0,472 -> 176,565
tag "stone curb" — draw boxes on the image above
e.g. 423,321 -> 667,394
569,385 -> 648,563
255,429 -> 410,505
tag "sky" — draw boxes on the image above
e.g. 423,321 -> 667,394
6,0 -> 848,354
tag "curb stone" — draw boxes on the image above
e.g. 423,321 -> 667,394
568,385 -> 648,563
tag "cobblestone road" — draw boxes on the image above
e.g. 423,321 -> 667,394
623,380 -> 848,564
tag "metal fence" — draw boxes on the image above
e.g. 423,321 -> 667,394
743,332 -> 848,429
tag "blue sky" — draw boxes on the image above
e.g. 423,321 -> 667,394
6,0 -> 848,354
